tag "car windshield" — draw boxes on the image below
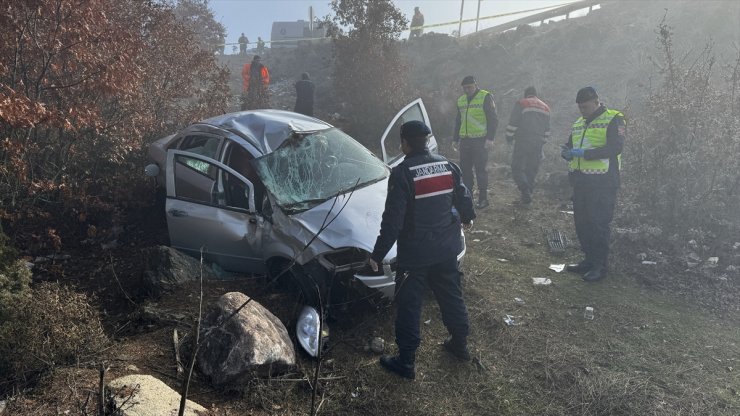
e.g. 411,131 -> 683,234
253,128 -> 389,213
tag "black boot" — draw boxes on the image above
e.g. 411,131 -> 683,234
379,354 -> 415,379
443,337 -> 471,361
583,266 -> 608,282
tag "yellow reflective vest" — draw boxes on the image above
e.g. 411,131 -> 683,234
457,90 -> 491,139
569,109 -> 623,174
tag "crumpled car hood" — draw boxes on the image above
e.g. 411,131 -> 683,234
290,180 -> 395,257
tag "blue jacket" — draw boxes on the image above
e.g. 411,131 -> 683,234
371,150 -> 476,268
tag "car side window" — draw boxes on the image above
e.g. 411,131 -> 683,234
178,135 -> 221,175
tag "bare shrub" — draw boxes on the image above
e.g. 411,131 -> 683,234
0,282 -> 107,391
625,19 -> 740,237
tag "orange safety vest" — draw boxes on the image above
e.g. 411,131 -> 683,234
242,63 -> 270,92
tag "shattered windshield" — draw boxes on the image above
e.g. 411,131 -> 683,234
253,128 -> 389,213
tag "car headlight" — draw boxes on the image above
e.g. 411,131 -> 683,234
296,305 -> 329,357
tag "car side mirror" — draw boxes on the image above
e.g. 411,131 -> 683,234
144,164 -> 160,177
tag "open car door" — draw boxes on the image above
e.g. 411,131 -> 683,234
379,99 -> 438,167
164,149 -> 266,273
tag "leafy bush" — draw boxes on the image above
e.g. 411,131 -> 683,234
326,0 -> 413,147
0,282 -> 107,390
0,0 -> 229,249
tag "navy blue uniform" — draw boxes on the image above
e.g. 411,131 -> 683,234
371,149 -> 475,361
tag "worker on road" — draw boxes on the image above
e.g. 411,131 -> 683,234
453,75 -> 498,209
238,33 -> 248,55
409,6 -> 424,39
294,72 -> 315,117
241,55 -> 270,110
561,86 -> 625,282
505,86 -> 551,205
369,120 -> 476,380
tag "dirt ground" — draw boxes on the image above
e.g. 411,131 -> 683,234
7,153 -> 739,415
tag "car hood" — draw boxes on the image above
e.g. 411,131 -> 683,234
290,180 -> 395,257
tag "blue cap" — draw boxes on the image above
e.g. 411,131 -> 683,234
400,120 -> 431,138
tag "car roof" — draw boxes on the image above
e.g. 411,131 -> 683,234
200,109 -> 333,153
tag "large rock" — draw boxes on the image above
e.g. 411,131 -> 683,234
197,292 -> 295,385
107,374 -> 206,416
141,245 -> 217,297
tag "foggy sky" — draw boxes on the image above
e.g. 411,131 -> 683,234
210,0 -> 581,52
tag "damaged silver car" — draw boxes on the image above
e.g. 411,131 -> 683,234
144,100 -> 466,356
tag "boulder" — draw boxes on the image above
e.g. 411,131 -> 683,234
141,246 -> 217,297
107,374 -> 206,416
197,292 -> 295,385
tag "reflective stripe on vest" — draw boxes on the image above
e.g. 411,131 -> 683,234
569,109 -> 623,174
457,89 -> 490,139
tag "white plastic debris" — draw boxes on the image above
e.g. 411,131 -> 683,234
514,297 -> 525,306
636,252 -> 647,260
532,277 -> 552,285
733,242 -> 740,250
707,257 -> 719,266
559,210 -> 574,215
369,337 -> 385,354
497,258 -> 509,262
584,306 -> 595,320
549,264 -> 565,273
503,315 -> 518,326
641,261 -> 657,265
473,239 -> 481,242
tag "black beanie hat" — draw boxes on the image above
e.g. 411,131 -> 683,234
461,75 -> 476,86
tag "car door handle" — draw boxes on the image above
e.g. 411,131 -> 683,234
168,209 -> 188,217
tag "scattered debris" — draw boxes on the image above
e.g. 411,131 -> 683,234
544,229 -> 570,254
584,306 -> 595,320
532,277 -> 552,286
503,315 -> 518,326
514,297 -> 525,306
497,258 -> 509,263
471,230 -> 492,236
369,337 -> 385,354
733,242 -> 740,250
549,264 -> 565,273
637,252 -> 648,261
473,239 -> 481,242
558,210 -> 574,215
424,319 -> 431,325
641,261 -> 657,265
706,257 -> 719,267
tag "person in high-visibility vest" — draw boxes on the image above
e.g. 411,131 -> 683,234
241,55 -> 270,110
561,86 -> 626,282
453,75 -> 498,209
505,86 -> 551,205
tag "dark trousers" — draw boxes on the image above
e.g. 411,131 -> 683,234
511,137 -> 544,197
394,257 -> 470,362
459,138 -> 489,201
572,182 -> 618,269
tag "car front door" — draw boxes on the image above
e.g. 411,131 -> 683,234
379,98 -> 438,167
164,149 -> 266,273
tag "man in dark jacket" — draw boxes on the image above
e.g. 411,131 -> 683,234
453,75 -> 498,209
369,120 -> 476,380
561,86 -> 625,282
505,86 -> 551,204
294,72 -> 315,116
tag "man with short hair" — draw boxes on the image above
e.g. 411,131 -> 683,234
369,120 -> 476,380
294,72 -> 315,116
561,87 -> 625,282
453,75 -> 498,209
238,33 -> 248,55
505,86 -> 551,204
410,7 -> 424,39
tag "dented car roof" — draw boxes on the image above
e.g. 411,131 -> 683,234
200,109 -> 333,153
